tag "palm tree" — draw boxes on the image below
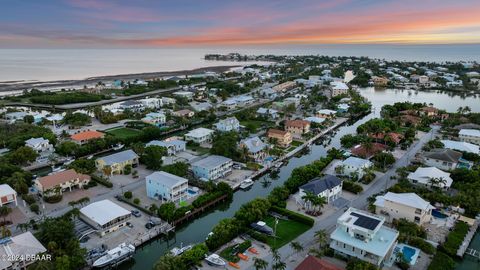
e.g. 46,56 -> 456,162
312,196 -> 327,214
271,248 -> 286,270
290,241 -> 304,256
314,229 -> 328,249
0,206 -> 12,224
301,192 -> 316,212
253,257 -> 268,270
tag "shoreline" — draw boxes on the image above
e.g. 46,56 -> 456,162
0,65 -> 240,94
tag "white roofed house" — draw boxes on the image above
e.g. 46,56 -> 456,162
0,184 -> 17,207
141,112 -> 166,127
146,171 -> 188,203
338,157 -> 373,179
407,167 -> 453,189
239,136 -> 269,162
25,137 -> 53,154
214,117 -> 240,132
191,155 -> 233,181
119,100 -> 144,112
374,192 -> 434,225
146,139 -> 186,156
0,232 -> 47,270
184,128 -> 214,144
330,81 -> 349,97
139,97 -> 162,109
256,107 -> 279,119
80,199 -> 131,236
459,129 -> 480,145
441,140 -> 479,154
316,109 -> 337,119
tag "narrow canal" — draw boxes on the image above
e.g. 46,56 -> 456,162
121,88 -> 479,270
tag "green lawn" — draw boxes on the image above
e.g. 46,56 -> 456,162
186,144 -> 210,155
240,120 -> 275,132
264,216 -> 311,249
106,127 -> 142,139
291,140 -> 303,147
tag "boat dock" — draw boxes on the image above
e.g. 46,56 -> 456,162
457,215 -> 480,257
132,222 -> 175,247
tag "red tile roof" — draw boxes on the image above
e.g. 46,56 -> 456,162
286,120 -> 310,128
268,128 -> 289,136
295,256 -> 343,270
36,169 -> 90,190
71,130 -> 104,142
351,142 -> 387,159
369,132 -> 404,144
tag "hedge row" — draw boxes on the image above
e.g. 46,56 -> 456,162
427,251 -> 455,270
271,206 -> 315,226
91,175 -> 113,188
343,180 -> 363,194
407,237 -> 435,255
441,221 -> 469,257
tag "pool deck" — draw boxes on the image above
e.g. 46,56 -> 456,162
384,243 -> 420,267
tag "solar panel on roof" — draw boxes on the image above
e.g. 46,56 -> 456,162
350,212 -> 380,230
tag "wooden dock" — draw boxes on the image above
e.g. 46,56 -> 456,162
132,222 -> 175,247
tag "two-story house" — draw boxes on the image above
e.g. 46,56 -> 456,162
95,150 -> 139,175
191,155 -> 233,181
374,192 -> 434,225
422,149 -> 462,171
267,129 -> 292,148
338,157 -> 373,179
0,184 -> 17,207
297,175 -> 343,206
35,169 -> 91,196
25,137 -> 53,154
184,128 -> 214,144
459,129 -> 480,145
146,171 -> 188,203
239,136 -> 269,162
214,117 -> 240,132
285,120 -> 310,138
141,112 -> 167,127
146,139 -> 186,156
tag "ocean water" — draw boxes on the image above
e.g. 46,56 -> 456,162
0,44 -> 479,82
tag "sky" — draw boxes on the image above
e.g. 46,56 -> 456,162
1,0 -> 480,48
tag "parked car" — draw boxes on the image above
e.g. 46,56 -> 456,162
127,222 -> 133,228
131,210 -> 141,217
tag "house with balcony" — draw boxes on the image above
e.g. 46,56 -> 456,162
0,184 -> 17,207
338,157 -> 373,179
191,155 -> 233,181
0,232 -> 47,270
297,175 -> 342,206
34,169 -> 91,196
25,137 -> 53,154
239,136 -> 269,162
374,192 -> 434,225
459,129 -> 480,145
329,208 -> 399,266
95,150 -> 139,175
316,109 -> 337,119
146,139 -> 186,155
214,117 -> 240,132
70,130 -> 105,145
141,112 -> 166,127
80,200 -> 131,236
330,82 -> 349,97
146,171 -> 188,203
421,148 -> 462,171
184,128 -> 214,144
267,129 -> 292,148
285,120 -> 310,138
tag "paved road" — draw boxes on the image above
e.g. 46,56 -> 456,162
250,126 -> 439,269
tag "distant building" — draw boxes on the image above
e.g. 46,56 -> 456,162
35,169 -> 91,196
285,120 -> 310,137
191,155 -> 233,181
70,130 -> 105,145
173,91 -> 194,100
214,117 -> 240,132
459,129 -> 480,145
407,167 -> 453,189
80,200 -> 131,236
316,109 -> 337,119
146,139 -> 186,155
172,109 -> 195,118
139,97 -> 162,109
4,111 -> 27,123
0,184 -> 17,207
184,128 -> 214,144
350,143 -> 387,159
146,171 -> 188,203
297,175 -> 343,205
95,150 -> 139,175
272,81 -> 296,92
329,82 -> 349,97
304,116 -> 325,124
25,137 -> 53,153
0,232 -> 47,270
329,208 -> 399,266
256,107 -> 279,119
374,192 -> 434,225
267,129 -> 292,148
239,136 -> 269,162
371,76 -> 389,86
141,112 -> 166,127
120,100 -> 144,112
189,101 -> 212,112
422,149 -> 462,171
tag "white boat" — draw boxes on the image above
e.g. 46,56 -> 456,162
205,254 -> 226,267
92,243 -> 135,268
274,162 -> 283,169
169,243 -> 192,256
113,144 -> 125,150
239,179 -> 254,190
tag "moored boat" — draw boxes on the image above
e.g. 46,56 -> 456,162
169,243 -> 192,256
239,179 -> 254,190
205,253 -> 226,267
92,243 -> 135,268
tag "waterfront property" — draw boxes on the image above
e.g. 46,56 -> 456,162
329,207 -> 399,266
184,127 -> 214,144
304,116 -> 326,124
407,167 -> 453,189
25,137 -> 53,153
339,157 -> 373,179
34,169 -> 91,196
70,130 -> 105,145
285,119 -> 310,138
374,192 -> 434,225
141,112 -> 166,127
146,171 -> 188,203
267,129 -> 292,148
422,148 -> 462,171
441,139 -> 479,154
172,109 -> 195,118
296,175 -> 343,205
459,128 -> 480,145
214,117 -> 240,132
316,109 -> 337,119
95,150 -> 139,175
80,199 -> 132,236
120,100 -> 144,112
350,143 -> 387,159
239,136 -> 269,162
0,184 -> 17,207
330,81 -> 349,97
146,139 -> 186,156
0,232 -> 47,270
191,155 -> 233,181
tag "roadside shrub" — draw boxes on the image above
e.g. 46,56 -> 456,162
270,206 -> 314,226
441,221 -> 469,257
133,198 -> 140,205
407,237 -> 435,255
22,194 -> 35,205
91,175 -> 113,188
124,191 -> 133,199
44,194 -> 63,204
343,180 -> 363,194
123,165 -> 132,175
30,203 -> 40,214
247,229 -> 268,243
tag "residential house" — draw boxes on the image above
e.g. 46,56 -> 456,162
371,76 -> 389,86
339,157 -> 373,179
25,137 -> 53,153
267,129 -> 292,148
329,208 -> 398,266
239,136 -> 269,162
95,150 -> 139,175
162,97 -> 176,105
304,116 -> 325,124
272,81 -> 296,93
172,109 -> 195,118
422,149 -> 462,171
141,112 -> 166,127
0,232 -> 47,270
139,97 -> 162,109
214,117 -> 240,132
146,171 -> 188,203
441,140 -> 479,154
256,107 -> 279,119
350,143 -> 387,159
420,106 -> 438,117
80,200 -> 131,236
408,167 -> 453,189
70,130 -> 105,145
4,111 -> 27,123
369,132 -> 404,145
398,115 -> 422,127
189,101 -> 212,112
260,88 -> 277,99
120,100 -> 144,112
184,128 -> 214,144
173,91 -> 194,100
316,109 -> 337,119
295,255 -> 343,270
459,129 -> 480,145
285,120 -> 310,138
0,184 -> 17,207
297,175 -> 343,205
146,139 -> 186,155
330,82 -> 349,97
374,192 -> 434,225
35,169 -> 91,196
337,103 -> 350,113
191,155 -> 233,181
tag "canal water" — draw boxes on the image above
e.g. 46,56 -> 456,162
120,89 -> 479,270
456,231 -> 480,270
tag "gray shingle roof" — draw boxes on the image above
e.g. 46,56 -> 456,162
146,171 -> 187,188
99,150 -> 138,165
300,175 -> 342,195
240,136 -> 268,153
423,149 -> 462,163
191,155 -> 231,169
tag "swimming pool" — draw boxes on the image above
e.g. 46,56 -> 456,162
187,187 -> 199,197
394,244 -> 420,265
432,209 -> 448,219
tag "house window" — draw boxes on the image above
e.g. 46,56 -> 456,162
414,216 -> 420,223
